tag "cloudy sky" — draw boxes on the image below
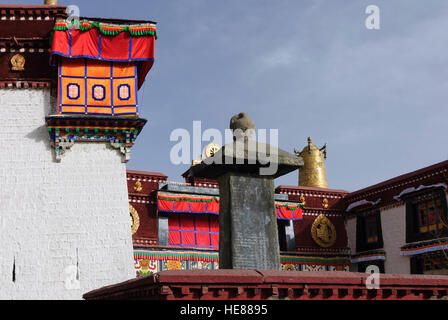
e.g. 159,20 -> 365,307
10,0 -> 448,191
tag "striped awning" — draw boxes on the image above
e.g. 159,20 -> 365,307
134,248 -> 218,262
350,250 -> 386,263
280,254 -> 350,266
134,248 -> 350,266
51,19 -> 156,90
157,192 -> 304,220
400,239 -> 448,256
275,202 -> 304,220
157,192 -> 220,215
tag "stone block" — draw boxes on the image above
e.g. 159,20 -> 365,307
218,172 -> 280,270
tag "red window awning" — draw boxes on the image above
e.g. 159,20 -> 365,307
50,19 -> 156,89
157,193 -> 220,215
157,192 -> 304,220
275,202 -> 304,220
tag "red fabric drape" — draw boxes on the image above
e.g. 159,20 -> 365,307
168,214 -> 219,249
277,206 -> 303,220
51,28 -> 155,89
158,197 -> 302,220
157,197 -> 220,215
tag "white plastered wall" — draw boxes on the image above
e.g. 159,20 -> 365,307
345,216 -> 358,272
0,88 -> 135,299
380,204 -> 410,274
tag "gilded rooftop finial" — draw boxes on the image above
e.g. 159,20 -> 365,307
294,137 -> 328,188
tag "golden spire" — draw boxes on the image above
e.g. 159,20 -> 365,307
294,137 -> 328,188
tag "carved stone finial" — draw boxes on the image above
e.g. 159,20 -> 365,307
230,112 -> 255,130
230,112 -> 255,141
189,112 -> 303,179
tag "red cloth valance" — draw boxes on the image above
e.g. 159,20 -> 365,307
50,20 -> 156,89
157,193 -> 304,220
275,202 -> 303,220
157,193 -> 220,215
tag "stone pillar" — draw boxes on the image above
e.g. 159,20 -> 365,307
190,112 -> 303,270
218,173 -> 280,269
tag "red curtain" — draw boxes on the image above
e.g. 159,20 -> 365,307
168,213 -> 219,249
159,197 -> 302,220
158,197 -> 220,215
276,206 -> 303,220
51,28 -> 155,89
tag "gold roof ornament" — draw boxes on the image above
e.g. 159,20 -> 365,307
294,137 -> 328,188
191,155 -> 203,166
10,54 -> 25,71
204,142 -> 221,158
134,180 -> 143,192
192,142 -> 221,166
311,214 -> 336,248
322,197 -> 329,209
129,204 -> 140,235
299,194 -> 306,206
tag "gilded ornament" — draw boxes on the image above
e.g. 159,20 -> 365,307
167,259 -> 182,270
294,137 -> 328,188
129,204 -> 140,235
191,154 -> 203,166
10,54 -> 25,71
192,143 -> 221,166
299,195 -> 306,206
134,180 -> 143,192
204,142 -> 221,158
322,198 -> 329,209
311,214 -> 336,248
283,264 -> 295,271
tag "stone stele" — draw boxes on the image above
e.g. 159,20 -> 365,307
189,112 -> 303,270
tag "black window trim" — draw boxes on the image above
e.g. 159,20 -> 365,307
356,208 -> 384,253
405,188 -> 448,244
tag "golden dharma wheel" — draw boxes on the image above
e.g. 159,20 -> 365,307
204,142 -> 221,158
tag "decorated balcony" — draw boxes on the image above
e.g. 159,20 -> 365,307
50,18 -> 156,116
45,18 -> 156,162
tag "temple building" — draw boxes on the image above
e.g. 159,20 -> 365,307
128,137 -> 448,276
345,160 -> 448,275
